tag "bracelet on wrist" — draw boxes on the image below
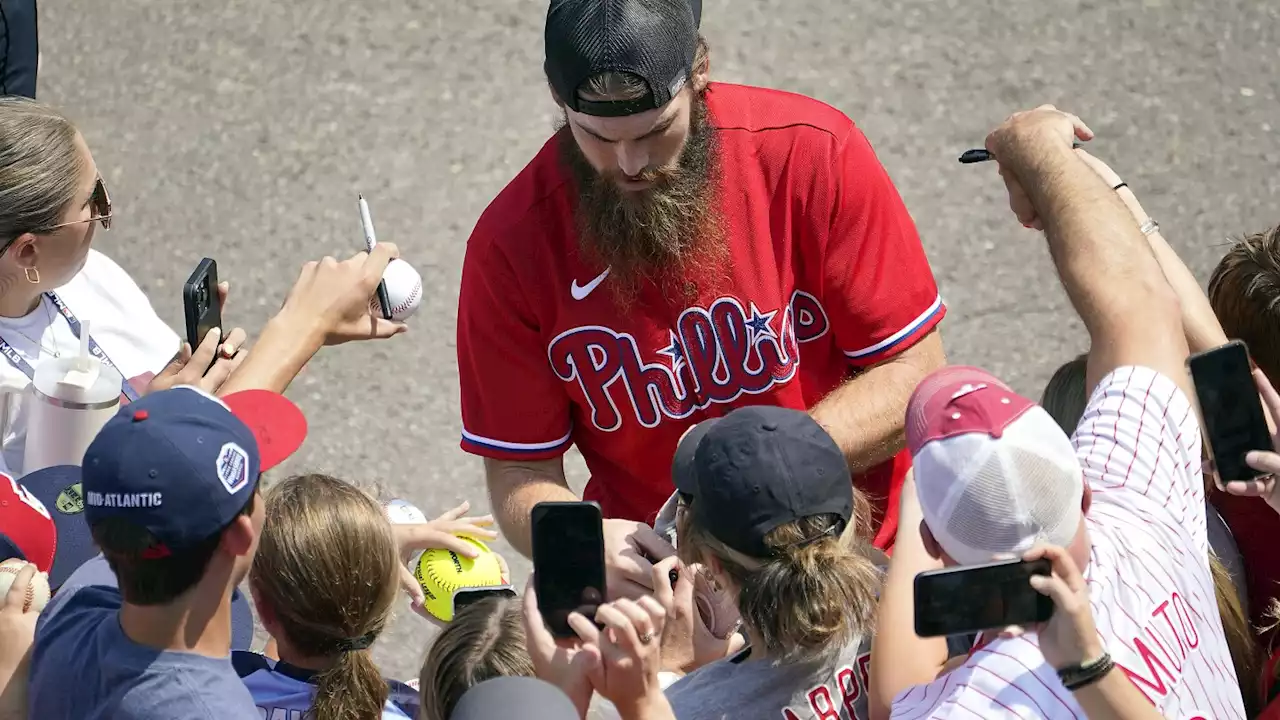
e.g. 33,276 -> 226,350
1058,652 -> 1115,691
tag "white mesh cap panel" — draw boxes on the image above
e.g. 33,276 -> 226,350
915,406 -> 1084,565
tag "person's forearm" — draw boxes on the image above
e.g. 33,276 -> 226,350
1072,668 -> 1165,720
810,331 -> 945,473
616,690 -> 678,720
1144,229 -> 1228,353
485,458 -> 577,556
868,473 -> 949,720
1023,148 -> 1180,348
218,315 -> 324,396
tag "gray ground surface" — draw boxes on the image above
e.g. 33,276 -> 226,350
40,0 -> 1280,681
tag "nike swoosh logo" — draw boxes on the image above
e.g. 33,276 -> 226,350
570,267 -> 611,300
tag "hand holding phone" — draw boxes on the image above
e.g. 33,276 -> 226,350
1188,340 -> 1273,486
913,557 -> 1054,638
531,501 -> 606,638
183,258 -> 223,368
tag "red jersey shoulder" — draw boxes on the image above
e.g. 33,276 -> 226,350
466,133 -> 575,263
706,83 -> 857,145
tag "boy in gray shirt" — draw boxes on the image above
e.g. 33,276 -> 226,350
26,385 -> 306,719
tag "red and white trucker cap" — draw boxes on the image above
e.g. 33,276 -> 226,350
906,366 -> 1084,565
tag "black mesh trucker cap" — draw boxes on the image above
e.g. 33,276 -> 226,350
545,0 -> 703,117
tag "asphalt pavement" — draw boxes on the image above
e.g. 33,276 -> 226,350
38,0 -> 1280,681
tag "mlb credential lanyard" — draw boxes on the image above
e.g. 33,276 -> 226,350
0,292 -> 140,403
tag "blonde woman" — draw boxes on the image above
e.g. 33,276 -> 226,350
0,97 -> 248,475
662,406 -> 883,720
419,593 -> 534,720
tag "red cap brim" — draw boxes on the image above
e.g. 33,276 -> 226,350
0,473 -> 56,573
221,390 -> 307,472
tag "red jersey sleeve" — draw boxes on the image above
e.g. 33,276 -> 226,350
823,126 -> 945,366
456,236 -> 572,461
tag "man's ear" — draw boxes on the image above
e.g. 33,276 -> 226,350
220,515 -> 255,558
691,51 -> 710,93
1081,483 -> 1093,515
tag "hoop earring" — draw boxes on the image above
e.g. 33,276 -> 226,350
24,267 -> 39,284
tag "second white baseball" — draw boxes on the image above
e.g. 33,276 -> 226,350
0,558 -> 51,612
377,259 -> 423,322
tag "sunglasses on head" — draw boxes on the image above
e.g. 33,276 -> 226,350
42,176 -> 112,233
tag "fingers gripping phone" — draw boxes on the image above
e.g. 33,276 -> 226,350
1188,340 -> 1273,486
532,501 -> 606,638
183,258 -> 222,367
913,558 -> 1054,638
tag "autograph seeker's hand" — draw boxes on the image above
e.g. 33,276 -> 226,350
984,105 -> 1096,231
1223,369 -> 1280,514
651,557 -> 744,674
394,501 -> 501,622
1020,545 -> 1103,671
149,281 -> 246,395
277,244 -> 408,346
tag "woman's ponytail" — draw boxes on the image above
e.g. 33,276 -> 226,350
311,644 -> 390,720
684,512 -> 882,662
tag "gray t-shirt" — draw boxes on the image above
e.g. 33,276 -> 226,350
666,637 -> 872,720
28,583 -> 260,719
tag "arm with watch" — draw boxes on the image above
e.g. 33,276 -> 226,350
1021,545 -> 1164,720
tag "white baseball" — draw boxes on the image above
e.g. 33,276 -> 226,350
0,558 -> 50,613
383,498 -> 428,525
375,259 -> 423,322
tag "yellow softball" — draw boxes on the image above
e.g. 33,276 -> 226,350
413,537 -> 508,622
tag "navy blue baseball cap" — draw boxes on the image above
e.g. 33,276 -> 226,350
19,468 -> 97,588
22,385 -> 306,560
671,406 -> 853,557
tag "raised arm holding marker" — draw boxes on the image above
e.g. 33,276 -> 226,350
358,195 -> 393,321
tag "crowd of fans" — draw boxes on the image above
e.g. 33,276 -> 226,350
3,2 -> 1280,720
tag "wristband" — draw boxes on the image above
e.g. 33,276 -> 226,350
1058,652 -> 1115,691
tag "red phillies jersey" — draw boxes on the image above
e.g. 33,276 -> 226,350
457,83 -> 945,549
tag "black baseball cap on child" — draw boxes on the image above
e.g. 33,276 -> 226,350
544,0 -> 703,117
671,406 -> 853,557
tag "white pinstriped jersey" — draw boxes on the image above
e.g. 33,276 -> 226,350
891,366 -> 1247,720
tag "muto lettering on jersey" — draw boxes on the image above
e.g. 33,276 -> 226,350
1120,590 -> 1209,705
548,291 -> 831,432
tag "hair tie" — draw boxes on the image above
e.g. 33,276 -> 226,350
334,632 -> 376,652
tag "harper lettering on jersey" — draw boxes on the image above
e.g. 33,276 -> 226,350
1119,591 -> 1208,705
782,652 -> 871,720
548,291 -> 830,432
85,490 -> 162,508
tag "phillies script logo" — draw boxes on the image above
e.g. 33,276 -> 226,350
548,292 -> 830,432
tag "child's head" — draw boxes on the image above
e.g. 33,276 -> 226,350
1209,227 -> 1280,384
251,474 -> 400,720
420,593 -> 533,720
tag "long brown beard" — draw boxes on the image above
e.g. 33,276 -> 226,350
559,96 -> 724,308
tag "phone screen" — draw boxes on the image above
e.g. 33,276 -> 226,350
1189,341 -> 1271,484
531,502 -> 606,637
914,558 -> 1054,638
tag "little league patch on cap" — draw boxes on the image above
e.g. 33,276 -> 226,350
22,386 -> 306,559
0,472 -> 54,573
906,365 -> 1084,565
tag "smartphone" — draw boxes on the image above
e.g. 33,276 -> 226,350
531,501 -> 606,638
182,258 -> 222,361
1188,340 -> 1273,485
913,558 -> 1054,638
